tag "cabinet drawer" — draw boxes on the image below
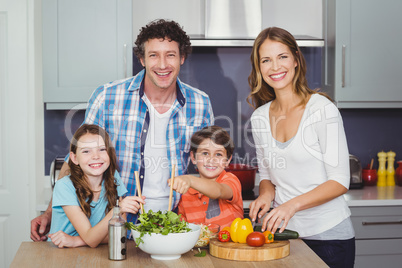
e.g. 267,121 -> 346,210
355,239 -> 402,268
350,206 -> 402,239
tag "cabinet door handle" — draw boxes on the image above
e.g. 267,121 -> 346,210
362,220 -> 402,225
49,159 -> 55,189
123,43 -> 127,78
342,45 -> 346,87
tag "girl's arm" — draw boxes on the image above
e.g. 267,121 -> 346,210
48,231 -> 86,248
169,175 -> 233,200
63,195 -> 145,248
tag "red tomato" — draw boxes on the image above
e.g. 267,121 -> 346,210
246,232 -> 265,247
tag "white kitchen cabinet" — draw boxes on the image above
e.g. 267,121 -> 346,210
42,0 -> 132,108
350,206 -> 402,268
323,0 -> 402,108
262,0 -> 322,39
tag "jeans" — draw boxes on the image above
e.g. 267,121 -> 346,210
302,238 -> 355,268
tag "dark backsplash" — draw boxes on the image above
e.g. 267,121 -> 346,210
341,109 -> 402,168
44,47 -> 402,175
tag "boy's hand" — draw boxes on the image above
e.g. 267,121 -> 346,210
168,175 -> 191,194
119,196 -> 146,214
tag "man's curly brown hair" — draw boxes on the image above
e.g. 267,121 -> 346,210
134,19 -> 192,60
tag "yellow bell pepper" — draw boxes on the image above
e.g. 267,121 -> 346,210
230,218 -> 253,243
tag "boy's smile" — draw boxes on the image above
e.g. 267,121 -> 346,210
191,138 -> 232,180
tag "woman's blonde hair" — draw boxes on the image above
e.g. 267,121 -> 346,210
68,124 -> 119,218
247,27 -> 330,109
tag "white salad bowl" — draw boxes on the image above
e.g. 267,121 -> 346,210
131,223 -> 201,260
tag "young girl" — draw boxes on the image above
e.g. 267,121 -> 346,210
48,124 -> 144,248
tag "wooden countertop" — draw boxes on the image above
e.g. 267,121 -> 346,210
11,240 -> 328,268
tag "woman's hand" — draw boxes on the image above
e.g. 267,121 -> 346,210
168,175 -> 191,194
260,180 -> 348,233
249,180 -> 275,223
261,201 -> 297,234
249,195 -> 271,223
49,231 -> 85,248
119,196 -> 146,214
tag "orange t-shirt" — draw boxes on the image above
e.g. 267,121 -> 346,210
178,170 -> 244,228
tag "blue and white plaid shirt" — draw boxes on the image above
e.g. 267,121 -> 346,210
83,69 -> 214,223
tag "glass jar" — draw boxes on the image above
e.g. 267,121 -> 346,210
396,161 -> 402,186
362,169 -> 378,186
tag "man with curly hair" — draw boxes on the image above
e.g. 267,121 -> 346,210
31,19 -> 214,241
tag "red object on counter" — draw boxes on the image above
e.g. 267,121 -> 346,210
362,169 -> 378,186
246,232 -> 265,247
218,230 -> 230,242
225,164 -> 257,192
396,161 -> 402,186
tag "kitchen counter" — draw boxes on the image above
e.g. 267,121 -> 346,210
243,185 -> 402,208
344,186 -> 402,206
11,240 -> 328,267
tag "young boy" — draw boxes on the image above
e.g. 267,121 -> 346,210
169,125 -> 244,228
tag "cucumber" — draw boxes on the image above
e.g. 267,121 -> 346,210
254,226 -> 299,240
273,229 -> 299,240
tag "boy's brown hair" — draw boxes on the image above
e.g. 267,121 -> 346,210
190,125 -> 234,159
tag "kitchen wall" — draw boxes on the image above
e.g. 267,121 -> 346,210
44,47 -> 402,177
341,109 -> 402,168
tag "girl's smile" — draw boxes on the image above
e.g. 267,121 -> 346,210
70,133 -> 110,182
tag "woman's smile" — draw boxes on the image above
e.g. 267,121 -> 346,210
270,72 -> 287,81
259,39 -> 297,92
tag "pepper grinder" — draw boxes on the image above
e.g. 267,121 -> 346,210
377,151 -> 387,187
108,200 -> 127,260
386,151 -> 396,186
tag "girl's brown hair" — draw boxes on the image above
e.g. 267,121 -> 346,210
247,27 -> 330,109
68,124 -> 119,218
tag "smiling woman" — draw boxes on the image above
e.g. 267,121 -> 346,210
248,27 -> 355,268
258,39 -> 298,94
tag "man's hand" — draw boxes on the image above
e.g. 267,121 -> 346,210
30,211 -> 51,241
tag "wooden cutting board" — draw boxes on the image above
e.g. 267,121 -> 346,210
209,239 -> 290,261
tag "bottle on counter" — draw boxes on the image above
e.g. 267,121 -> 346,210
377,151 -> 387,187
108,200 -> 127,260
396,160 -> 402,186
386,151 -> 396,186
